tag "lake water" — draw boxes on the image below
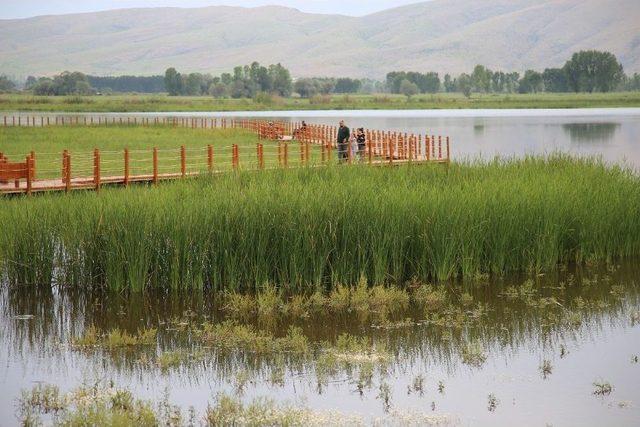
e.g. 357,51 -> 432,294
2,265 -> 639,426
7,108 -> 640,168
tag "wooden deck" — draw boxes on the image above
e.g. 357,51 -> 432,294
1,118 -> 451,196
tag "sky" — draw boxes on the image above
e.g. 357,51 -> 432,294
1,0 -> 427,19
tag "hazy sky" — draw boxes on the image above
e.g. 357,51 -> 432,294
1,0 -> 427,19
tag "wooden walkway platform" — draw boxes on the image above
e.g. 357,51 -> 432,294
1,119 -> 451,196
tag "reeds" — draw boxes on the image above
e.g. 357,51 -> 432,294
2,155 -> 640,291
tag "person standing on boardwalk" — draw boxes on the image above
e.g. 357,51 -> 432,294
337,120 -> 350,162
356,128 -> 366,160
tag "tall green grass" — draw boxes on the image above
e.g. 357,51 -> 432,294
1,155 -> 639,291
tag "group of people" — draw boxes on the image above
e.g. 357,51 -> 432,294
337,120 -> 366,161
293,120 -> 366,161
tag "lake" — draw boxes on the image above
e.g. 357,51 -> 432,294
2,265 -> 640,426
7,108 -> 640,168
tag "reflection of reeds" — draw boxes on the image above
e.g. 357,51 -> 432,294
3,156 -> 640,291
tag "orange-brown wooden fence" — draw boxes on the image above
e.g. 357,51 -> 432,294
1,117 -> 451,195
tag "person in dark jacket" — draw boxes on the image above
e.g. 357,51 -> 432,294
337,120 -> 350,162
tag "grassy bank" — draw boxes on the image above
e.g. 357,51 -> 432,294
1,92 -> 639,112
1,156 -> 639,291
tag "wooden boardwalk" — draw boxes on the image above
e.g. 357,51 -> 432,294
1,118 -> 451,195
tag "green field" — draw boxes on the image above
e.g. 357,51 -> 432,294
0,126 -> 324,179
1,155 -> 638,292
1,92 -> 639,112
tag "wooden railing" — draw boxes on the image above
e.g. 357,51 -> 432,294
1,118 -> 451,195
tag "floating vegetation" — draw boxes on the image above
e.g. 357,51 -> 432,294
377,382 -> 392,413
631,311 -> 640,326
593,381 -> 614,396
408,375 -> 425,396
19,382 -> 189,427
540,360 -> 553,379
205,394 -> 363,426
223,280 -> 412,321
487,393 -> 500,412
198,321 -> 310,355
461,342 -> 487,367
71,326 -> 157,348
156,350 -> 205,370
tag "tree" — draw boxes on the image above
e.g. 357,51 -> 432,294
456,74 -> 473,98
0,75 -> 15,93
399,79 -> 418,99
542,68 -> 568,92
334,78 -> 361,94
24,76 -> 38,90
443,74 -> 455,93
32,78 -> 56,95
421,72 -> 440,93
269,63 -> 292,97
518,70 -> 543,93
164,68 -> 182,96
563,50 -> 624,92
294,78 -> 318,98
471,65 -> 492,92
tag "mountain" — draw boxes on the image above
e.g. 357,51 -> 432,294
0,0 -> 638,78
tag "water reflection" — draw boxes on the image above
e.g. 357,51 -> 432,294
563,122 -> 621,143
2,264 -> 640,425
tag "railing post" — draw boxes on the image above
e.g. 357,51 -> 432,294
257,143 -> 264,169
153,148 -> 158,185
300,141 -> 304,164
65,153 -> 72,193
232,144 -> 239,170
207,145 -> 213,172
181,145 -> 186,178
278,142 -> 282,167
93,148 -> 101,193
124,148 -> 130,187
26,156 -> 33,195
62,150 -> 68,188
30,151 -> 36,179
438,136 -> 442,159
409,139 -> 413,164
446,137 -> 451,163
368,141 -> 373,165
283,143 -> 288,168
305,142 -> 310,166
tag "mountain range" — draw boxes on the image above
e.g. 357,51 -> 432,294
0,0 -> 638,78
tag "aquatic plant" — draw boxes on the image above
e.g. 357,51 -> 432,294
461,342 -> 487,367
487,393 -> 499,412
71,327 -> 157,348
593,380 -> 613,396
540,360 -> 553,379
3,156 -> 640,291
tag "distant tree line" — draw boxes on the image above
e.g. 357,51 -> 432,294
388,50 -> 632,97
3,50 -> 639,97
164,62 -> 293,97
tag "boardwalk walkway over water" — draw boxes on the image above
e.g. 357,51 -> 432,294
1,117 -> 450,195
